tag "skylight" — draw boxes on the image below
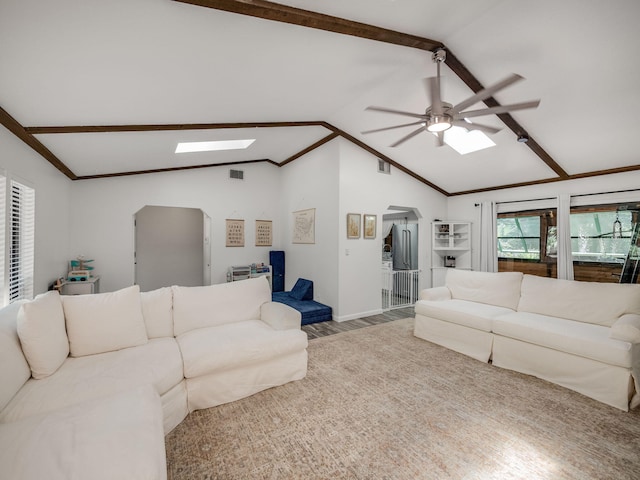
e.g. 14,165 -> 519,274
438,126 -> 496,155
175,139 -> 255,153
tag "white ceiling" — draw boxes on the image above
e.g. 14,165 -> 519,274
1,0 -> 639,193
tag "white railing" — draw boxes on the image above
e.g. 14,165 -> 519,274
382,269 -> 419,310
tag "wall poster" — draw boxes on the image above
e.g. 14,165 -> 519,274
292,208 -> 315,244
225,219 -> 245,247
255,220 -> 273,246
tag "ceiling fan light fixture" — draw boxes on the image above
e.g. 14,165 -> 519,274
426,115 -> 452,132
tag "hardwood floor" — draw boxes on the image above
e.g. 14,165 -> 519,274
301,306 -> 415,340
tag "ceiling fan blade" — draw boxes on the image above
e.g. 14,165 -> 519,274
452,120 -> 501,135
451,73 -> 524,114
361,120 -> 425,135
424,77 -> 443,115
436,131 -> 445,147
454,100 -> 540,119
366,106 -> 427,120
389,126 -> 426,147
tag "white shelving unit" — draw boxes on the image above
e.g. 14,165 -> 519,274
431,221 -> 471,287
228,265 -> 272,290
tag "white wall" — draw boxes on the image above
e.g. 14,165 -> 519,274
68,162 -> 282,292
0,125 -> 71,297
446,171 -> 640,271
279,140 -> 340,309
336,139 -> 447,321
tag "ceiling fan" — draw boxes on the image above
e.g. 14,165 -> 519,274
362,49 -> 540,149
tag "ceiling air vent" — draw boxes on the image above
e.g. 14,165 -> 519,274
378,159 -> 390,174
229,169 -> 244,180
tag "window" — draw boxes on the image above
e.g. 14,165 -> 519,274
7,179 -> 35,303
497,215 -> 541,260
569,206 -> 636,264
497,208 -> 558,278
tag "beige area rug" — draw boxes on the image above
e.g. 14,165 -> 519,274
165,319 -> 640,479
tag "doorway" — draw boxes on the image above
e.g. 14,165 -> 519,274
381,206 -> 421,310
134,206 -> 211,291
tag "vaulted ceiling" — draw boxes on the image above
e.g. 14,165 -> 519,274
1,0 -> 639,196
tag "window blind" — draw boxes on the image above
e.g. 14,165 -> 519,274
8,179 -> 34,303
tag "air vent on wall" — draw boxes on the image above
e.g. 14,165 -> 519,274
229,169 -> 244,180
378,159 -> 390,174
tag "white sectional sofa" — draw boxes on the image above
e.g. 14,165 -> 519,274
0,276 -> 307,479
414,269 -> 640,411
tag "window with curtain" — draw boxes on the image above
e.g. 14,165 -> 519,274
8,179 -> 35,303
496,202 -> 640,283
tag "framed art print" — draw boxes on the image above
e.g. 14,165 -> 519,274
347,213 -> 361,239
363,214 -> 377,239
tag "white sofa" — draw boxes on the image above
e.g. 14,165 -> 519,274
0,276 -> 308,479
414,269 -> 640,411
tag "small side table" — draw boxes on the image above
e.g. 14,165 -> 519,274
61,276 -> 100,295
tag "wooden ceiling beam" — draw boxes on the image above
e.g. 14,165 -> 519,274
75,158 -> 277,181
172,0 -> 444,51
25,120 -> 332,134
0,105 -> 76,180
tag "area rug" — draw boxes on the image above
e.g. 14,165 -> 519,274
165,319 -> 640,479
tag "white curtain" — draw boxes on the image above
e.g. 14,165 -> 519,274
479,201 -> 498,272
556,194 -> 574,280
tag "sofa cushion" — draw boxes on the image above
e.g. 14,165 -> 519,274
289,278 -> 313,301
517,275 -> 640,327
172,277 -> 271,336
17,291 -> 69,380
141,287 -> 174,338
493,311 -> 633,368
0,301 -> 31,412
611,314 -> 640,343
415,299 -> 513,332
445,269 -> 523,310
177,319 -> 308,378
0,337 -> 182,424
0,385 -> 166,480
62,285 -> 148,357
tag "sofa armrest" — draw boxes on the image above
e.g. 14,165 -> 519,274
261,301 -> 302,330
419,287 -> 452,302
610,313 -> 640,343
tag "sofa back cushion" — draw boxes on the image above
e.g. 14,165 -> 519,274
17,291 -> 69,379
0,301 -> 31,412
172,277 -> 271,336
518,274 -> 640,326
62,285 -> 148,357
445,269 -> 523,310
140,287 -> 174,338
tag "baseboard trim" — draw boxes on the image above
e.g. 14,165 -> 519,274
334,308 -> 383,322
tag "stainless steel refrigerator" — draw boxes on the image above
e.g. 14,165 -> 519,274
392,223 -> 418,270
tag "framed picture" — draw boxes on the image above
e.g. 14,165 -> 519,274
292,208 -> 315,244
347,213 -> 361,239
255,220 -> 273,247
225,219 -> 245,247
363,214 -> 377,239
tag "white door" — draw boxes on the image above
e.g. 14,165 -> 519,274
135,206 -> 207,291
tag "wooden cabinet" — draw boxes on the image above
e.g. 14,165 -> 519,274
431,222 -> 471,287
